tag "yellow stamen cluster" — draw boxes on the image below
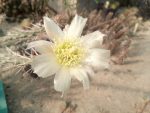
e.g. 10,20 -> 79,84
54,39 -> 84,67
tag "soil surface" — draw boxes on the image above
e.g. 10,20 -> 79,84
0,19 -> 150,113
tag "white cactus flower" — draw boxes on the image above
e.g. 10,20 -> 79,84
27,14 -> 110,93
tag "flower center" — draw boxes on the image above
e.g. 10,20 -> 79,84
54,39 -> 84,67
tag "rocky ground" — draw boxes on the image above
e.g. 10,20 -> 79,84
0,16 -> 150,113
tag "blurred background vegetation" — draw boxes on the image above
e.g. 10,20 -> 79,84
0,0 -> 150,22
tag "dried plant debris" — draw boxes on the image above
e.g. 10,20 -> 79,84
85,9 -> 141,64
84,10 -> 131,64
23,64 -> 39,78
0,0 -> 55,22
0,47 -> 31,74
52,12 -> 72,29
139,0 -> 150,17
0,22 -> 43,75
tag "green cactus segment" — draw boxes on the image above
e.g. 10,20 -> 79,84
0,81 -> 8,113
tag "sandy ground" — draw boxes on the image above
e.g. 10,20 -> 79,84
0,20 -> 150,113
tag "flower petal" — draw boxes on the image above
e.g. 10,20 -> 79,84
70,66 -> 90,89
63,24 -> 69,34
85,48 -> 110,70
66,14 -> 87,37
84,66 -> 94,77
43,16 -> 64,41
54,68 -> 71,92
27,40 -> 53,54
32,53 -> 60,78
81,31 -> 105,49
